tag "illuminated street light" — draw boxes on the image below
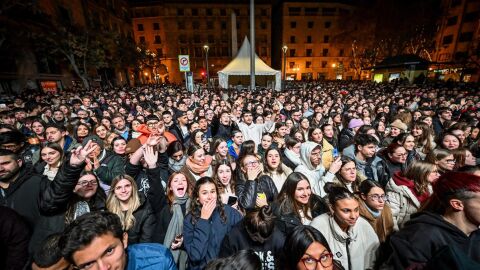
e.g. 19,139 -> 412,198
332,63 -> 336,68
203,45 -> 210,88
282,45 -> 288,89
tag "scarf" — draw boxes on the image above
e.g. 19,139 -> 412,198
393,171 -> 430,203
43,164 -> 59,181
164,196 -> 190,270
284,148 -> 302,166
169,155 -> 187,172
186,155 -> 213,176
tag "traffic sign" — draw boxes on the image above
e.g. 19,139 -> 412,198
178,55 -> 190,72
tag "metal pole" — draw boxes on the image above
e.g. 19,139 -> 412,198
282,45 -> 287,90
250,0 -> 255,91
204,45 -> 210,89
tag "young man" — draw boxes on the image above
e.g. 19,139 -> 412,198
347,134 -> 389,186
112,114 -> 130,140
236,109 -> 277,146
60,211 -> 176,270
390,171 -> 480,268
44,123 -> 79,152
432,107 -> 453,135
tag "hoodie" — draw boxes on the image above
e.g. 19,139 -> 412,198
389,211 -> 480,269
295,142 -> 335,197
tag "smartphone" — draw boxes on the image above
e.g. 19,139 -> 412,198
333,148 -> 339,159
227,196 -> 238,206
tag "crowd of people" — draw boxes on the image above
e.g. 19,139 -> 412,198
1,80 -> 480,270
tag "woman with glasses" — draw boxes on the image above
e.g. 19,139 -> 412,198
358,180 -> 394,243
385,161 -> 440,230
284,225 -> 344,270
425,148 -> 456,174
106,174 -> 155,244
237,154 -> 278,210
310,185 -> 379,270
392,133 -> 421,167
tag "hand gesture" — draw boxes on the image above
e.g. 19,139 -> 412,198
70,141 -> 97,167
143,145 -> 158,169
256,194 -> 268,208
85,158 -> 93,172
200,199 -> 216,220
247,165 -> 262,181
328,157 -> 343,174
158,136 -> 168,153
92,156 -> 100,170
146,134 -> 161,147
171,236 -> 183,250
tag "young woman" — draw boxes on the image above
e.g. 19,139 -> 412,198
37,142 -> 64,181
73,123 -> 91,144
190,129 -> 210,153
299,118 -> 310,140
211,137 -> 236,170
213,160 -> 238,209
333,156 -> 364,193
106,174 -> 155,244
183,177 -> 243,270
94,124 -> 112,149
257,133 -> 273,160
425,148 -> 456,174
31,119 -> 47,145
167,140 -> 187,174
437,132 -> 462,150
179,145 -> 213,188
358,180 -> 394,243
385,161 -> 439,230
274,172 -> 329,234
380,143 -> 408,179
411,121 -> 435,159
271,122 -> 289,149
237,153 -> 278,210
392,133 -> 421,167
263,147 -> 293,192
452,148 -> 477,170
282,137 -> 302,171
111,137 -> 127,158
284,225 -> 344,270
310,185 -> 379,270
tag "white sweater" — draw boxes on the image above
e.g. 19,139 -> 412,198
310,213 -> 380,270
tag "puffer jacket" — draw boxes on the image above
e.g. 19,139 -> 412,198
95,150 -> 126,185
128,194 -> 156,244
126,243 -> 176,270
322,138 -> 335,170
237,174 -> 278,210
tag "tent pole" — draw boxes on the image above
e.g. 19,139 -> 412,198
250,0 -> 255,91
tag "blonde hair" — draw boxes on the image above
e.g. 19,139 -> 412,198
106,174 -> 141,231
404,161 -> 436,195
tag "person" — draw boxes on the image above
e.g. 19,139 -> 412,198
151,172 -> 190,269
213,160 -> 239,209
0,129 -> 38,165
112,114 -> 131,140
237,153 -> 278,210
94,124 -> 113,149
392,133 -> 421,167
257,133 -> 273,160
236,109 -> 277,146
106,174 -> 156,244
385,161 -> 439,230
282,137 -> 302,170
432,107 -> 452,135
211,137 -> 236,170
0,206 -> 30,270
111,136 -> 128,158
210,110 -> 239,140
60,211 -> 176,270
30,118 -> 47,146
228,129 -> 244,160
219,206 -> 286,269
295,141 -> 342,197
452,148 -> 477,169
310,185 -> 379,270
32,233 -> 71,270
332,156 -> 365,193
338,118 -> 363,151
44,123 -> 79,154
263,147 -> 292,193
437,132 -> 462,150
179,144 -> 213,187
381,119 -> 408,147
183,177 -> 243,270
73,123 -> 91,144
35,142 -> 64,181
379,143 -> 408,178
308,127 -> 334,170
205,250 -> 262,270
166,140 -> 187,174
411,121 -> 436,159
425,148 -> 455,174
274,172 -> 329,235
358,180 -> 394,243
284,225 -> 344,270
389,171 -> 480,268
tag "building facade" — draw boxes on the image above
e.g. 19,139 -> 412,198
130,0 -> 272,84
432,0 -> 480,82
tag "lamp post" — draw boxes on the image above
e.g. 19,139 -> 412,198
203,45 -> 210,88
282,45 -> 288,90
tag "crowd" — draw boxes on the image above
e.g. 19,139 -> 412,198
1,80 -> 480,270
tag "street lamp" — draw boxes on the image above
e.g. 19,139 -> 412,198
282,45 -> 288,90
203,45 -> 210,88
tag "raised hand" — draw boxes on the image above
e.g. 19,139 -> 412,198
146,134 -> 161,147
328,157 -> 343,174
143,145 -> 158,169
70,141 -> 98,167
200,199 -> 216,220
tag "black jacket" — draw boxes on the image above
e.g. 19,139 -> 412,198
210,116 -> 239,140
389,211 -> 480,269
338,128 -> 355,152
236,175 -> 278,211
0,206 -> 30,270
125,152 -> 170,198
128,194 -> 157,244
96,150 -> 125,185
273,194 -> 329,235
219,220 -> 286,269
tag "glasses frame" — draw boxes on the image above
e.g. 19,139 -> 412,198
302,252 -> 334,269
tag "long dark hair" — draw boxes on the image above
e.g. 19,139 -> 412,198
277,172 -> 314,221
189,177 -> 226,225
263,147 -> 285,175
284,225 -> 333,270
335,156 -> 362,193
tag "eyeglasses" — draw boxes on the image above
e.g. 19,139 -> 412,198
368,194 -> 388,201
445,159 -> 456,164
147,121 -> 159,127
244,160 -> 259,167
77,180 -> 98,187
302,253 -> 334,269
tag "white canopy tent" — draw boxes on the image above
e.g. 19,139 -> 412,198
218,37 -> 281,90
